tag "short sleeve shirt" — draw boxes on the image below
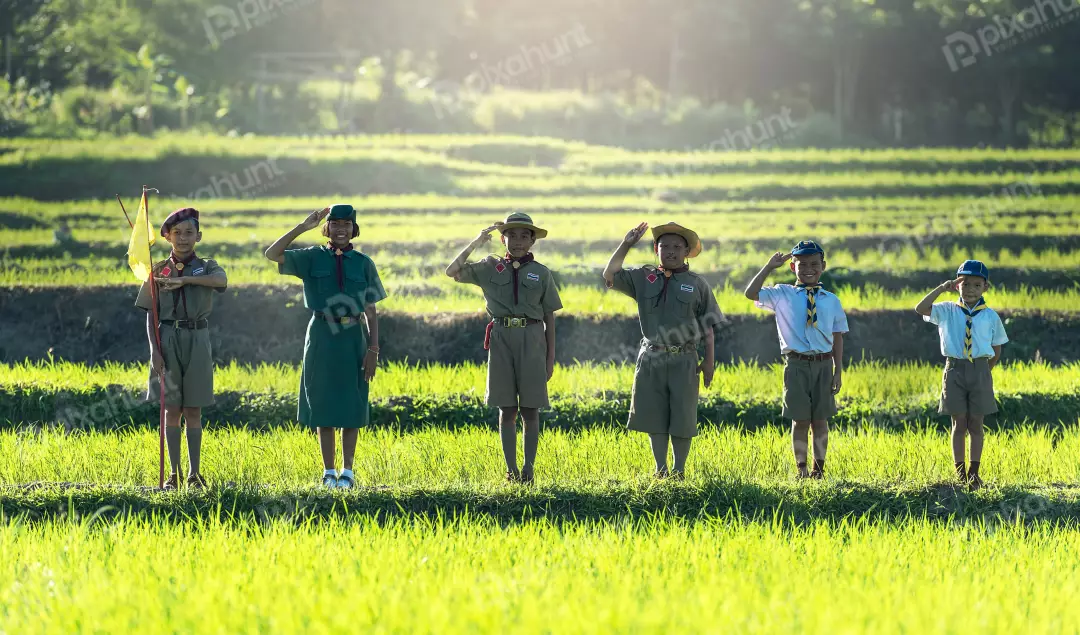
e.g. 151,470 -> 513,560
279,246 -> 387,313
925,302 -> 1008,359
610,266 -> 723,346
454,255 -> 562,320
755,284 -> 848,354
135,257 -> 227,320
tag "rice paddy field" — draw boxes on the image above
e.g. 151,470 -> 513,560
2,134 -> 1080,633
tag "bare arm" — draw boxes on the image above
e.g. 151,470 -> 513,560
602,222 -> 648,287
264,207 -> 329,264
698,327 -> 715,388
744,252 -> 790,301
831,332 -> 844,394
916,279 -> 957,317
446,223 -> 502,279
544,311 -> 556,381
363,304 -> 379,382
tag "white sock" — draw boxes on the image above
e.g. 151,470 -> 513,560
340,469 -> 353,479
324,468 -> 337,477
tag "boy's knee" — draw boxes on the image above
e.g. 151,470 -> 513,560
182,407 -> 202,426
951,415 -> 969,431
967,415 -> 985,435
792,420 -> 811,431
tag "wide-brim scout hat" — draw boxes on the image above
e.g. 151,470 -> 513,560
957,259 -> 990,282
651,221 -> 702,258
160,207 -> 199,237
328,203 -> 357,223
791,240 -> 825,258
498,211 -> 548,239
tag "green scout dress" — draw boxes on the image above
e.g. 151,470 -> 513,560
455,255 -> 562,408
279,246 -> 387,429
135,256 -> 227,407
610,266 -> 722,437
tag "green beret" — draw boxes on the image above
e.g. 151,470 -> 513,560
329,204 -> 356,222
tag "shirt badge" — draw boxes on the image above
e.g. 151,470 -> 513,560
192,267 -> 205,276
646,273 -> 658,284
160,267 -> 172,277
495,262 -> 506,273
680,284 -> 694,292
526,272 -> 540,281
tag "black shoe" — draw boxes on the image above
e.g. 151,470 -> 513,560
162,473 -> 179,491
669,470 -> 685,482
809,469 -> 824,480
968,473 -> 983,491
505,470 -> 521,483
520,467 -> 534,485
796,464 -> 810,479
654,466 -> 670,479
186,472 -> 208,490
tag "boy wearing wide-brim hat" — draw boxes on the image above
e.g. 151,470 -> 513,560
916,259 -> 1008,490
446,211 -> 562,484
744,240 -> 848,480
602,221 -> 722,480
265,203 -> 387,489
135,207 -> 228,491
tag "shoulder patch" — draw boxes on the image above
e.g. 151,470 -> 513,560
494,261 -> 506,274
646,273 -> 659,284
160,266 -> 172,277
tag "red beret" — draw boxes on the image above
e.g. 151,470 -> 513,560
160,208 -> 200,237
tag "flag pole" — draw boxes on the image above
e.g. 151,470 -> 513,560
118,188 -> 167,490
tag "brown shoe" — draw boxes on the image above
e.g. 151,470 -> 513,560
809,469 -> 824,480
162,473 -> 179,491
520,467 -> 534,485
186,472 -> 208,490
505,470 -> 521,483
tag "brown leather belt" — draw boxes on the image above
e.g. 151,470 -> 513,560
160,319 -> 208,330
786,351 -> 832,362
313,312 -> 363,325
493,317 -> 542,328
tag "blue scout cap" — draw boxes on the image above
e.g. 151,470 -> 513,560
956,260 -> 990,281
328,204 -> 356,222
791,240 -> 825,258
160,207 -> 199,237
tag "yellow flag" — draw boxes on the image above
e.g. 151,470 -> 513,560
127,191 -> 155,281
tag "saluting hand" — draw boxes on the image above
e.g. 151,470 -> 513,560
939,279 -> 959,292
472,222 -> 503,247
298,207 -> 331,232
765,252 -> 792,270
623,222 -> 648,246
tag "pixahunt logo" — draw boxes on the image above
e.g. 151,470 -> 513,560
942,0 -> 1080,71
203,0 -> 318,47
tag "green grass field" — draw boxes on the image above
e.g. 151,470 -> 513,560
3,135 -> 1080,633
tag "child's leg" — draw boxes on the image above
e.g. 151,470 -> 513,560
791,420 -> 811,476
951,415 -> 969,478
498,407 -> 519,475
182,407 -> 202,476
341,428 -> 359,471
519,407 -> 539,477
967,414 -> 985,478
810,419 -> 829,474
164,405 -> 183,476
317,427 -> 336,471
649,433 -> 669,475
670,436 -> 691,474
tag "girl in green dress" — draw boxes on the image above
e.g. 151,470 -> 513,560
264,204 -> 387,488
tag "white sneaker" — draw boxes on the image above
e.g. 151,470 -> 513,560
321,473 -> 338,488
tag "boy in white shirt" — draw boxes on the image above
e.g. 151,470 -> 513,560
744,241 -> 849,479
916,260 -> 1008,490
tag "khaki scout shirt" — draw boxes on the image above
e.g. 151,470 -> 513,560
135,257 -> 227,320
456,255 -> 563,320
611,266 -> 722,346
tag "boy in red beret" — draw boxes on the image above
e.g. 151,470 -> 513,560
135,207 -> 228,490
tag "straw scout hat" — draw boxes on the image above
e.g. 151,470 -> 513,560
651,221 -> 702,258
497,211 -> 548,239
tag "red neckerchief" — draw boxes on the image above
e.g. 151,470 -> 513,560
169,252 -> 197,317
504,252 -> 535,305
328,242 -> 354,292
655,263 -> 689,307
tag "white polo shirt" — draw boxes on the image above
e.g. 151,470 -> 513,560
756,284 -> 849,355
925,302 -> 1009,359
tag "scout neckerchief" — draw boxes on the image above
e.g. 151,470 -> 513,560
796,282 -> 823,328
654,263 -> 689,307
504,252 -> 534,305
957,297 -> 988,361
167,251 -> 197,317
327,242 -> 354,292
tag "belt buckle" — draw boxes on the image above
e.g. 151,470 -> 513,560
510,317 -> 523,327
666,346 -> 680,354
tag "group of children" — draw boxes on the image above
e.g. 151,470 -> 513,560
138,205 -> 1008,491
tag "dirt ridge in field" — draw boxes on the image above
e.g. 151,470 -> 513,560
2,287 -> 1077,364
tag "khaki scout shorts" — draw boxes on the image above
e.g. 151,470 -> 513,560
146,326 -> 216,408
627,345 -> 700,438
939,357 -> 997,416
782,357 -> 836,421
487,322 -> 550,409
